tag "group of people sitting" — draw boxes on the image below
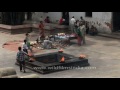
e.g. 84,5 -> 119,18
39,16 -> 51,23
40,15 -> 68,25
89,25 -> 98,36
36,34 -> 55,49
85,21 -> 98,36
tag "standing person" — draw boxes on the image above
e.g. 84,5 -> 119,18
80,22 -> 86,45
80,16 -> 85,24
39,21 -> 45,41
74,20 -> 78,33
25,33 -> 32,52
74,20 -> 80,27
22,40 -> 28,54
16,47 -> 28,73
25,33 -> 29,42
74,20 -> 82,46
70,16 -> 76,33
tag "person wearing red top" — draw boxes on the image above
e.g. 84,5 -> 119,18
44,16 -> 50,23
59,17 -> 65,25
39,21 -> 45,40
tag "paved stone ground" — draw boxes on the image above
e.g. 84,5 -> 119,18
0,32 -> 120,78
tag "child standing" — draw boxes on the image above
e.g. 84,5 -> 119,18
25,33 -> 32,52
22,40 -> 28,54
16,47 -> 28,73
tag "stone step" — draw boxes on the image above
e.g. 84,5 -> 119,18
98,33 -> 120,39
112,32 -> 120,35
0,29 -> 11,34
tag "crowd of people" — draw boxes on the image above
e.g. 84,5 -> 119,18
69,16 -> 98,46
16,15 -> 99,73
16,32 -> 34,73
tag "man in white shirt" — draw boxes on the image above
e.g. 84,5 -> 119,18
70,16 -> 76,33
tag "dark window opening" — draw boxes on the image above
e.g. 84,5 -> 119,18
112,12 -> 120,32
85,12 -> 92,17
62,12 -> 69,25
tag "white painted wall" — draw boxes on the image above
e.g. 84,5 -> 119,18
32,12 -> 45,21
91,12 -> 112,34
69,12 -> 112,22
69,12 -> 112,34
47,12 -> 62,23
33,12 -> 112,34
32,12 -> 62,23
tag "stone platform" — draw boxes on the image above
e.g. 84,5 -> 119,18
15,52 -> 89,74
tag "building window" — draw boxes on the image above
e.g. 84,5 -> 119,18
85,12 -> 92,17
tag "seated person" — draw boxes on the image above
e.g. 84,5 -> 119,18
42,36 -> 53,49
36,35 -> 41,43
59,17 -> 65,25
89,25 -> 98,36
44,16 -> 50,23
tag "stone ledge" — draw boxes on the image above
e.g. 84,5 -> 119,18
0,67 -> 39,78
98,33 -> 120,39
2,75 -> 18,78
0,23 -> 69,34
0,24 -> 32,29
20,74 -> 40,78
0,23 -> 68,29
0,67 -> 17,78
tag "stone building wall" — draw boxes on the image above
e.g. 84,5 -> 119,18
32,12 -> 112,34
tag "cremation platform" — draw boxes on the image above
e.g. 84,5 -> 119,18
15,52 -> 90,74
